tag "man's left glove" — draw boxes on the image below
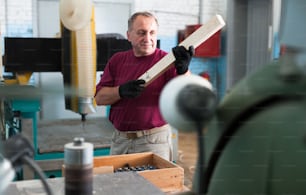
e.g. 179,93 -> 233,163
172,45 -> 195,75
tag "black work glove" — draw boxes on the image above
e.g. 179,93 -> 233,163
172,45 -> 195,75
119,79 -> 146,98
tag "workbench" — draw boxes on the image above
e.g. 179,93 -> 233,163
4,172 -> 165,195
21,117 -> 115,179
37,117 -> 114,155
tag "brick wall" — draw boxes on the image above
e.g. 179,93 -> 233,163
0,0 -> 5,34
133,0 -> 226,36
201,0 -> 227,23
0,0 -> 33,37
134,0 -> 199,36
0,0 -> 226,50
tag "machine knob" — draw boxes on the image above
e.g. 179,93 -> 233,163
159,74 -> 217,132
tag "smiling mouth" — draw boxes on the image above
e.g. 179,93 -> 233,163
141,44 -> 152,47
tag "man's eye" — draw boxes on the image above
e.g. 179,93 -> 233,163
137,31 -> 145,36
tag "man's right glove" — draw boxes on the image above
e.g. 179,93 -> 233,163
172,45 -> 195,75
119,79 -> 146,98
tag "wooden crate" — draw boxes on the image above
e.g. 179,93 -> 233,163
93,152 -> 184,193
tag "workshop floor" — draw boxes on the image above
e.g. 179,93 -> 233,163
176,132 -> 198,190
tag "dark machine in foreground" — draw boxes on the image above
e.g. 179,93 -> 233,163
160,0 -> 306,194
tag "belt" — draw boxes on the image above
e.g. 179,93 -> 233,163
117,124 -> 170,139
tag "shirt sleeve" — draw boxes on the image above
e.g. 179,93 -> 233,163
95,59 -> 115,96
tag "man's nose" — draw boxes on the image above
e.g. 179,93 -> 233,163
144,32 -> 151,41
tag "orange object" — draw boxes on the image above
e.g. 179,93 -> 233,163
199,71 -> 211,81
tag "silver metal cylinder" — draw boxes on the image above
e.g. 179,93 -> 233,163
0,155 -> 15,194
64,137 -> 93,195
78,97 -> 96,115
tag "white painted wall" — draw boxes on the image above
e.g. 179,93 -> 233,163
94,2 -> 131,37
37,0 -> 60,38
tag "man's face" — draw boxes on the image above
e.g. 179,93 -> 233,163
127,15 -> 158,57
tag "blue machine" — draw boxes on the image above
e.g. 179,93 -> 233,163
5,99 -> 111,179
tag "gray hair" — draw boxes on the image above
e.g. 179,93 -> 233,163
128,11 -> 159,31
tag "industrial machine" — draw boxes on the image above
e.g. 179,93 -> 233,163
159,1 -> 306,195
200,1 -> 306,194
3,0 -> 305,194
0,0 -> 131,180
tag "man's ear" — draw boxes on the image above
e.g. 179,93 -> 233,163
126,31 -> 131,41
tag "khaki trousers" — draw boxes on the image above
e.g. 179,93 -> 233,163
110,124 -> 173,161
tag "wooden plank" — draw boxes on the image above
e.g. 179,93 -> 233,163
93,166 -> 114,174
94,152 -> 153,168
138,14 -> 226,86
152,152 -> 179,168
139,168 -> 184,192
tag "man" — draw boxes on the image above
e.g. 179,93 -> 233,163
95,11 -> 194,160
